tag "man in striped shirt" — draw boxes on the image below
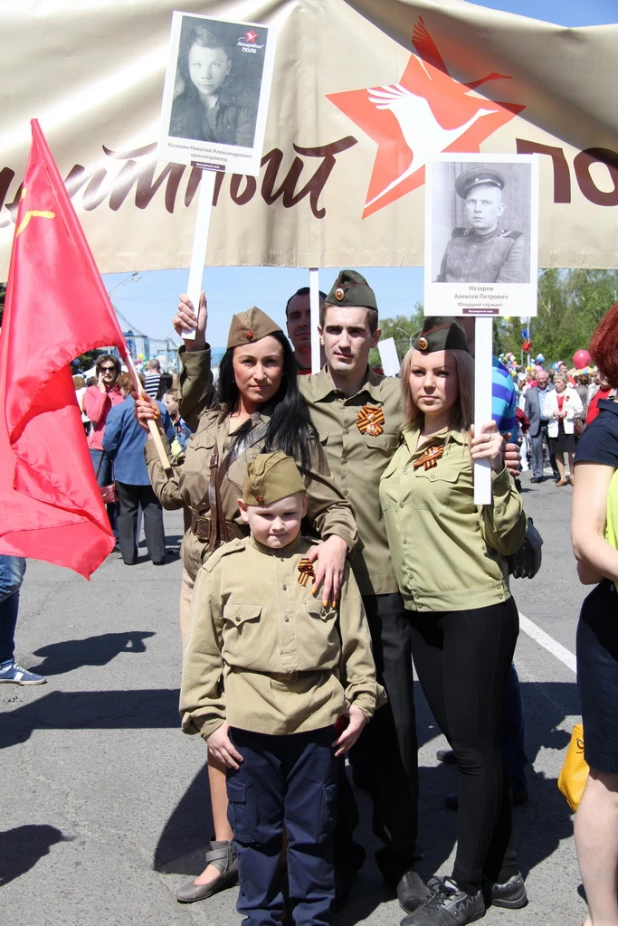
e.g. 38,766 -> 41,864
143,359 -> 162,398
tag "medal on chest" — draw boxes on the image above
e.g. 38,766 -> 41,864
297,558 -> 315,587
413,444 -> 445,471
356,405 -> 385,437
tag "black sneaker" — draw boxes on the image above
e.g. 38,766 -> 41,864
398,870 -> 434,913
484,872 -> 528,909
400,876 -> 485,926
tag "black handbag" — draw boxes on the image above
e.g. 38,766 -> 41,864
507,517 -> 543,579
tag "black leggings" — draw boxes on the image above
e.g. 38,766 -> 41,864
409,598 -> 519,888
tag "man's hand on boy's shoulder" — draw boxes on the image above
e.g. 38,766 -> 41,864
332,705 -> 368,757
207,722 -> 243,769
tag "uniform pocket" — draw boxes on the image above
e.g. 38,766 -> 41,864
318,782 -> 337,844
411,468 -> 460,510
226,779 -> 257,844
304,600 -> 338,622
224,604 -> 262,628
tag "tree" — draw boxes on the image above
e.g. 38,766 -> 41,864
370,304 -> 424,367
497,269 -> 618,366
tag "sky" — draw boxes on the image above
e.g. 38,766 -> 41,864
101,0 -> 617,352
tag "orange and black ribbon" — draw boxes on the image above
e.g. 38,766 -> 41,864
413,445 -> 445,471
298,558 -> 315,587
356,405 -> 385,437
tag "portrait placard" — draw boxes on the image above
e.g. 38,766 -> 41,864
158,11 -> 276,176
424,154 -> 539,318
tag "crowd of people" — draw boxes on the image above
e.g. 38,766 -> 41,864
3,268 -> 617,926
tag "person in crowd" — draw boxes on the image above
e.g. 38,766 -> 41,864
83,354 -> 124,532
525,368 -> 557,482
542,372 -> 583,486
169,24 -> 256,147
172,273 -> 523,914
571,303 -> 618,926
143,358 -> 162,398
103,374 -> 173,566
181,451 -> 383,925
73,374 -> 90,436
0,556 -> 45,685
163,388 -> 193,462
136,306 -> 357,905
380,318 -> 527,926
575,371 -> 591,427
586,369 -> 614,425
285,286 -> 326,373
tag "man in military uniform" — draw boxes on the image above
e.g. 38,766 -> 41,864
436,167 -> 526,284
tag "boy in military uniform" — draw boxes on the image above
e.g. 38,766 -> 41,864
180,451 -> 383,925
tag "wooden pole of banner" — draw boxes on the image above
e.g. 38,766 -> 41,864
474,317 -> 493,505
124,352 -> 172,473
309,268 -> 321,374
184,170 -> 217,339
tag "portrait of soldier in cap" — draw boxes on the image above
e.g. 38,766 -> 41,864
435,164 -> 528,284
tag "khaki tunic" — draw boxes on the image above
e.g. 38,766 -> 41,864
178,351 -> 404,596
180,535 -> 384,739
379,425 -> 527,612
437,227 -> 525,284
146,406 -> 357,580
298,368 -> 402,595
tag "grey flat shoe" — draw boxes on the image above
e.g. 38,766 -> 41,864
176,840 -> 238,903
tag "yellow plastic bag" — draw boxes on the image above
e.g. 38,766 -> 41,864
557,724 -> 589,812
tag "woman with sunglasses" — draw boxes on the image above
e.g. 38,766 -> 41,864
83,354 -> 124,531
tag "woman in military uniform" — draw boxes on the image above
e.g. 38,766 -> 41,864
137,303 -> 356,905
379,318 -> 527,926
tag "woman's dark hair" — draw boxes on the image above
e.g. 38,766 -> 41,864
155,372 -> 174,402
217,331 -> 317,470
95,353 -> 121,375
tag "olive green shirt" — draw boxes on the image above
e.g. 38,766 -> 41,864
379,424 -> 526,612
180,535 -> 384,739
298,368 -> 403,595
146,407 -> 357,580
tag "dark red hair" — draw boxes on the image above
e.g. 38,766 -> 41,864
590,303 -> 618,387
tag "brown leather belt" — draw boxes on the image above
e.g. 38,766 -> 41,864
190,513 -> 245,543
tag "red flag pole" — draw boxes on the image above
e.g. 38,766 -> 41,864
123,352 -> 172,473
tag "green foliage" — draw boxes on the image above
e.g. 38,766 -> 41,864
370,304 -> 424,368
497,270 -> 618,366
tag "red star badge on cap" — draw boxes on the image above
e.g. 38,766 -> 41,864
327,17 -> 525,219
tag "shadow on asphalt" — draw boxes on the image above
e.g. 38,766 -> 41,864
31,631 -> 156,676
0,824 -> 72,886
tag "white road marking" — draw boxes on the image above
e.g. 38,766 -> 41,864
519,612 -> 577,674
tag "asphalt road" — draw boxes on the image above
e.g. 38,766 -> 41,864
0,469 -> 587,926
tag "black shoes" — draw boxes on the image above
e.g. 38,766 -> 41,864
530,476 -> 543,483
484,872 -> 528,909
398,870 -> 434,913
400,876 -> 485,926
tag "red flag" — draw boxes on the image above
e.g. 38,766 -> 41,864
0,120 -> 129,578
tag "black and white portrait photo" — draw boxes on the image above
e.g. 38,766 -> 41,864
425,154 -> 539,318
158,13 -> 276,176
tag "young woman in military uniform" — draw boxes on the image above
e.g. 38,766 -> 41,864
137,305 -> 356,905
379,318 -> 528,926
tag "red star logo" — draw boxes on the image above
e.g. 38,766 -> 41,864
244,30 -> 258,44
327,17 -> 526,219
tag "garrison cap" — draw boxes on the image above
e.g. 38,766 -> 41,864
325,269 -> 378,312
243,452 -> 306,506
455,167 -> 505,199
227,307 -> 282,349
413,317 -> 470,354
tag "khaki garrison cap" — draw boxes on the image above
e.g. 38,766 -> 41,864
243,452 -> 306,506
325,269 -> 378,311
227,307 -> 282,349
413,317 -> 470,354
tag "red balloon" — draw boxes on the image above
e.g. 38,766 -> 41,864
573,349 -> 591,370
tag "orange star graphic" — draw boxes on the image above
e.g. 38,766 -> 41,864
327,17 -> 526,219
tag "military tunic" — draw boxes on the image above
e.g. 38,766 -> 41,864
379,425 -> 526,611
146,406 -> 357,581
180,535 -> 384,739
437,227 -> 525,284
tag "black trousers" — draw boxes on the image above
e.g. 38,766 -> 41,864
116,482 -> 166,565
408,598 -> 519,887
349,593 -> 418,874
